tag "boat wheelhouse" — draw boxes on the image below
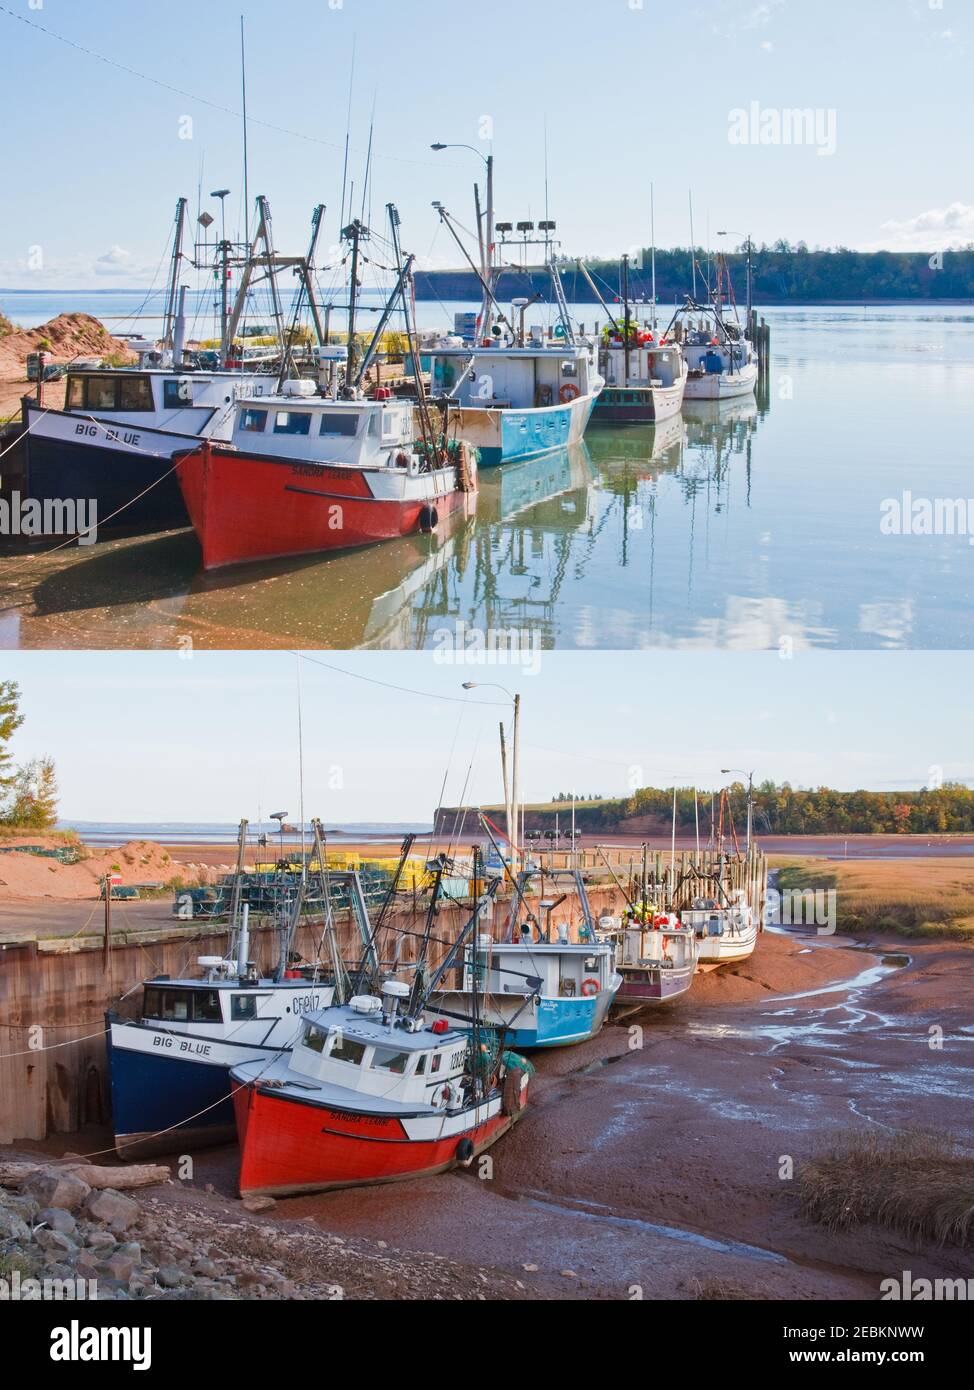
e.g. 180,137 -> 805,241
22,367 -> 276,533
231,985 -> 530,1195
428,868 -> 622,1048
428,338 -> 602,466
174,386 -> 476,570
107,864 -> 375,1156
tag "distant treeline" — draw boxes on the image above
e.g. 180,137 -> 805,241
545,783 -> 974,836
414,246 -> 974,306
438,782 -> 974,837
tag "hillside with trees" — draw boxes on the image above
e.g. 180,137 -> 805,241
438,781 -> 974,837
414,246 -> 974,306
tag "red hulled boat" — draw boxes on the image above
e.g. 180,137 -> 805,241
230,983 -> 529,1196
174,388 -> 476,570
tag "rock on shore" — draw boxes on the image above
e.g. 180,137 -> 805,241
0,1164 -> 537,1301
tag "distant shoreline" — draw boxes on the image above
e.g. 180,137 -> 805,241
3,289 -> 974,307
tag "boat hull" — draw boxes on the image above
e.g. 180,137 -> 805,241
109,1027 -> 236,1157
694,925 -> 759,964
232,1080 -> 523,1196
591,381 -> 685,425
23,408 -> 192,533
683,364 -> 758,401
176,442 -> 473,570
446,391 -> 598,466
615,962 -> 695,1004
431,980 -> 619,1048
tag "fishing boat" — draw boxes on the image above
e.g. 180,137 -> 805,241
174,388 -> 476,570
427,206 -> 602,464
107,823 -> 375,1156
20,197 -> 326,536
607,909 -> 699,1004
428,866 -> 622,1047
427,335 -> 602,465
578,255 -> 687,426
683,894 -> 759,965
175,210 -> 477,570
670,296 -> 758,401
229,879 -> 532,1195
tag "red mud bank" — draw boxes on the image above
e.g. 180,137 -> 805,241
6,929 -> 970,1300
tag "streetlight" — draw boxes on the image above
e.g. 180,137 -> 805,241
717,230 -> 753,328
432,141 -> 494,334
462,681 -> 520,870
721,769 -> 755,853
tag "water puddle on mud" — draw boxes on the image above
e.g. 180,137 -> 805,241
510,1188 -> 790,1265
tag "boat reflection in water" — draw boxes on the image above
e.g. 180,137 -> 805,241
15,388 -> 772,649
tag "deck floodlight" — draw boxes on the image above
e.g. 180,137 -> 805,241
495,221 -> 513,233
516,220 -> 534,233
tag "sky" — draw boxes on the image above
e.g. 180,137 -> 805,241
3,651 -> 974,822
0,0 -> 971,289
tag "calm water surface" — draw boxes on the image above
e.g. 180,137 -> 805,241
2,304 -> 972,650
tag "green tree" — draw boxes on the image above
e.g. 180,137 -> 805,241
0,680 -> 24,814
5,757 -> 59,830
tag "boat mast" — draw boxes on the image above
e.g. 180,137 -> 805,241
162,197 -> 188,352
240,17 -> 250,243
621,253 -> 631,386
227,817 -> 249,965
650,181 -> 657,333
342,218 -> 364,393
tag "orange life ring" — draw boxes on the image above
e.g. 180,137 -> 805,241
581,977 -> 600,997
559,383 -> 580,403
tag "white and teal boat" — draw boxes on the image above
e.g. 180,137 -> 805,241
428,334 -> 602,467
429,867 -> 621,1048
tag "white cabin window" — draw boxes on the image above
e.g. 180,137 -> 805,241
273,411 -> 311,436
560,361 -> 578,379
370,1046 -> 410,1075
303,1023 -> 327,1053
329,1035 -> 367,1066
231,994 -> 258,1021
240,408 -> 267,433
318,413 -> 358,437
381,412 -> 398,438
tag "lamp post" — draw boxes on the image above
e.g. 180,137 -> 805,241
432,142 -> 494,336
462,681 -> 520,870
717,229 -> 753,329
721,768 -> 754,853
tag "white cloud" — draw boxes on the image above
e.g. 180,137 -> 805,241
95,245 -> 135,274
0,247 -> 160,289
863,202 -> 974,252
712,0 -> 785,35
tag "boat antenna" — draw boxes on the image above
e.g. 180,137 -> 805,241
688,189 -> 697,299
339,34 -> 357,236
360,89 -> 377,225
240,16 -> 250,243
